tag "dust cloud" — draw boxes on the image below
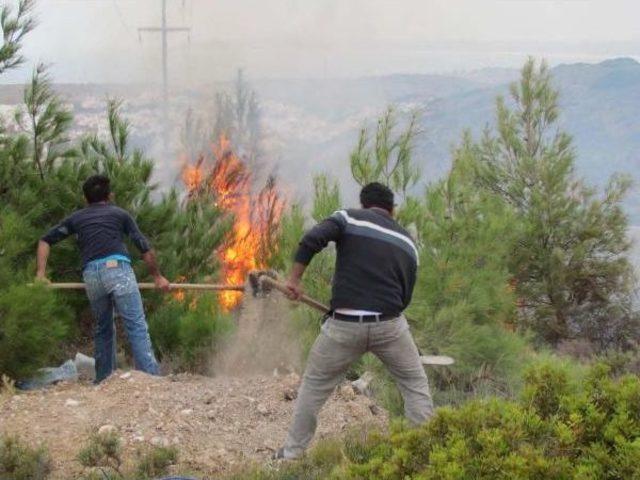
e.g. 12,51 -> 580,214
213,282 -> 303,377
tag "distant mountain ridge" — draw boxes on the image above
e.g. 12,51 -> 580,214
0,58 -> 637,224
250,58 -> 640,224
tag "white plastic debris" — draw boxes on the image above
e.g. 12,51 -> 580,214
65,398 -> 81,407
74,352 -> 96,381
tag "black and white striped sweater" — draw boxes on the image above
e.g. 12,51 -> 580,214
294,207 -> 418,316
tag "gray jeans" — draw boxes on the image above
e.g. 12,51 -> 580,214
284,315 -> 433,457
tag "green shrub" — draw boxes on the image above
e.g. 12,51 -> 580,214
76,435 -> 180,480
149,293 -> 234,372
77,431 -> 122,474
346,363 -> 640,479
596,348 -> 640,377
229,363 -> 640,480
0,283 -> 72,379
134,446 -> 178,479
521,359 -> 573,418
0,435 -> 52,480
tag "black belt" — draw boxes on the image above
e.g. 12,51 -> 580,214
332,312 -> 396,323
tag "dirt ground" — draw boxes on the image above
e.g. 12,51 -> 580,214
0,370 -> 386,478
0,292 -> 386,479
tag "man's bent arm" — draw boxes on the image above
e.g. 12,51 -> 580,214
142,250 -> 170,292
286,262 -> 307,300
294,217 -> 343,265
289,262 -> 306,282
286,214 -> 343,300
36,240 -> 51,280
37,215 -> 74,281
141,249 -> 161,277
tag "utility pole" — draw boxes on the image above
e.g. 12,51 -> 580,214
139,0 -> 190,154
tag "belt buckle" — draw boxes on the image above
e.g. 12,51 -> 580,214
105,259 -> 118,269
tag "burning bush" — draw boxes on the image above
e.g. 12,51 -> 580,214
182,135 -> 284,310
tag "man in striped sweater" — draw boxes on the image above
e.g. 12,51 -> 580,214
275,182 -> 433,460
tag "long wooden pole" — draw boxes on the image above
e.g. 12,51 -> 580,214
257,274 -> 455,366
40,275 -> 454,366
258,275 -> 330,312
39,282 -> 245,291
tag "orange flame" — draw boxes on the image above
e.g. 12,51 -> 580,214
182,165 -> 203,192
182,135 -> 283,310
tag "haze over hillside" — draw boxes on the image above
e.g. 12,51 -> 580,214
0,58 -> 637,226
251,58 -> 640,224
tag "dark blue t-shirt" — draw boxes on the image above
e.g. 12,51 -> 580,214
41,203 -> 150,266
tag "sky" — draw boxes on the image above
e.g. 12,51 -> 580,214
5,0 -> 640,84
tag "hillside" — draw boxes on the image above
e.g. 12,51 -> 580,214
256,58 -> 640,222
418,58 -> 640,220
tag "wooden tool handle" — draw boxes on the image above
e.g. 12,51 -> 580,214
257,275 -> 454,366
258,275 -> 330,313
36,282 -> 245,291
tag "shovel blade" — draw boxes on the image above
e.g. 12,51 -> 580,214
420,355 -> 455,366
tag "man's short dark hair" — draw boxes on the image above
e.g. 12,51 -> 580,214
360,182 -> 394,212
83,175 -> 111,203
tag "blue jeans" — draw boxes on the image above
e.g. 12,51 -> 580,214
82,260 -> 159,383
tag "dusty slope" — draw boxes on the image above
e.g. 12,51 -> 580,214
0,293 -> 385,478
0,370 -> 386,478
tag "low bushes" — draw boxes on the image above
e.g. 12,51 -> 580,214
77,430 -> 179,480
0,283 -> 72,380
0,436 -> 52,480
0,430 -> 180,480
148,293 -> 234,372
229,361 -> 640,480
134,446 -> 178,479
348,362 -> 640,479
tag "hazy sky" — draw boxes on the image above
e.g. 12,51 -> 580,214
7,0 -> 640,83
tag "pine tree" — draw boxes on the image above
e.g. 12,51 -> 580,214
349,106 -> 421,202
0,1 -> 74,378
213,69 -> 262,169
409,135 -> 527,398
0,0 -> 34,75
475,58 -> 637,349
16,63 -> 74,180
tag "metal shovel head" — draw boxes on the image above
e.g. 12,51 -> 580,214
420,355 -> 455,366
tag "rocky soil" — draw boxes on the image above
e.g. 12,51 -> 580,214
0,368 -> 385,478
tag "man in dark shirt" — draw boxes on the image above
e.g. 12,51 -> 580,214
36,175 -> 170,383
275,182 -> 433,460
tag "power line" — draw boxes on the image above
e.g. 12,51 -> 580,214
111,0 -> 131,31
138,0 -> 190,154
